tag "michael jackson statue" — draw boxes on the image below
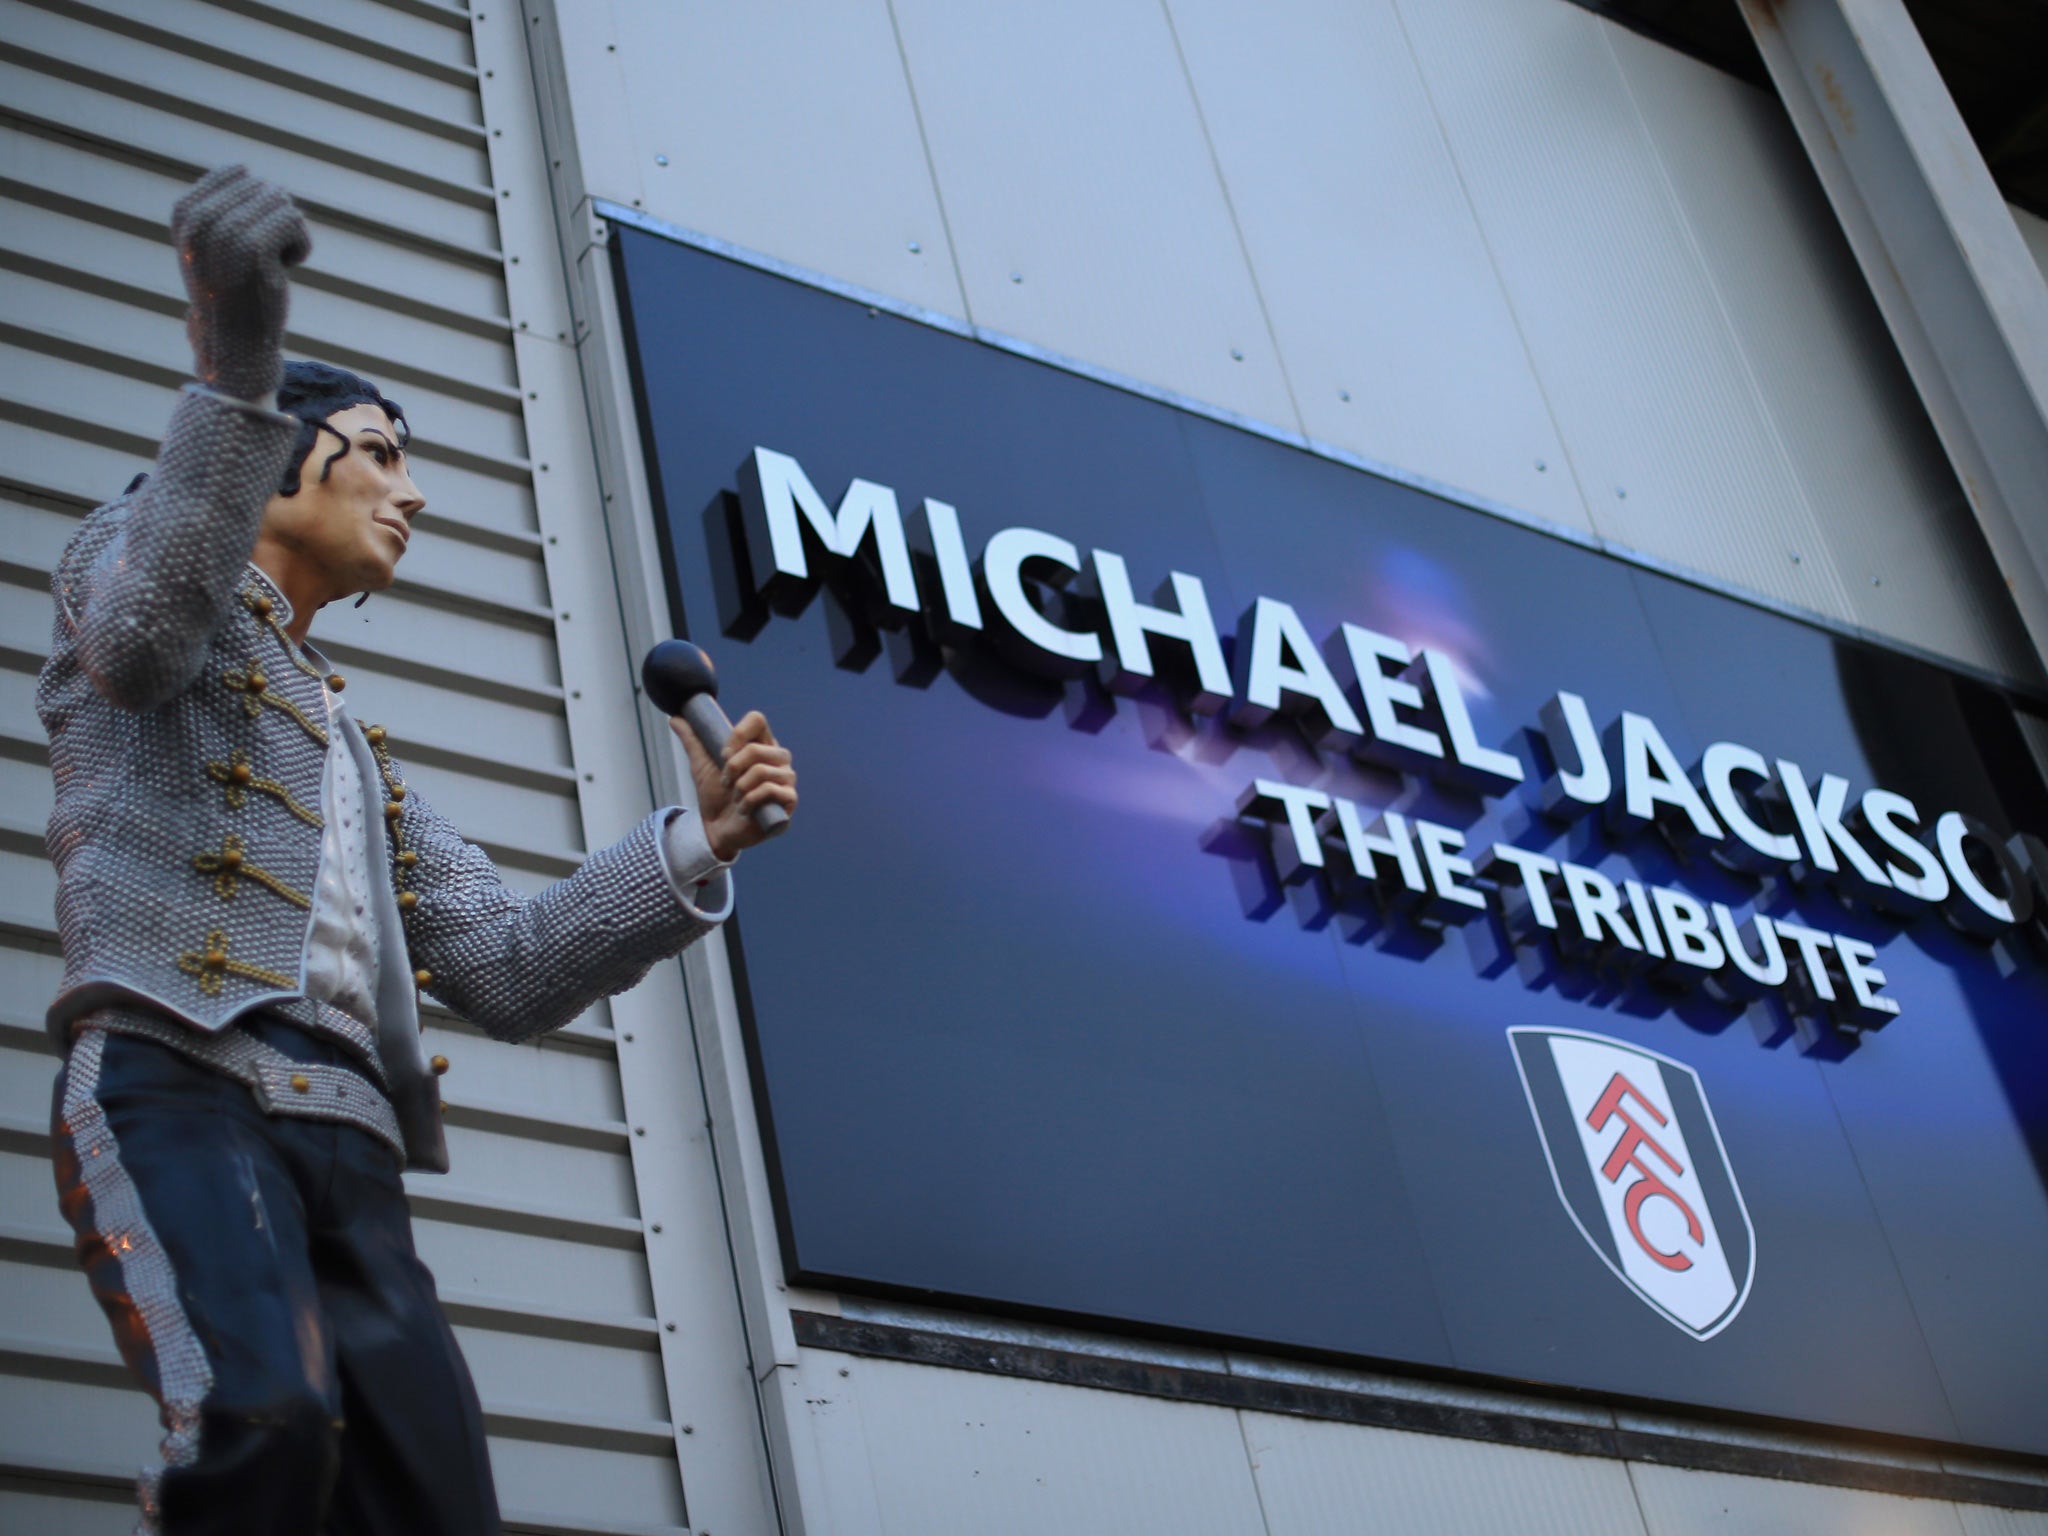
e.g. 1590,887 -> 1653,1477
38,165 -> 796,1534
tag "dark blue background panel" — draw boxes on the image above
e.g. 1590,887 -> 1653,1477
611,220 -> 2048,1455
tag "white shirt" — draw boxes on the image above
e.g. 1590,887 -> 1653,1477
302,684 -> 380,1023
299,685 -> 734,1029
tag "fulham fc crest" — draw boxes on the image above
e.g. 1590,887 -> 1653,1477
1509,1028 -> 1755,1340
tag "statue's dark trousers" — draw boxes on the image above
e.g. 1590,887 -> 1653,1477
51,1017 -> 501,1535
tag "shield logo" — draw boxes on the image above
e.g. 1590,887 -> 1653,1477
1508,1028 -> 1755,1340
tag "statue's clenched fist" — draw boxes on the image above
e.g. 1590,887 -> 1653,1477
171,165 -> 311,402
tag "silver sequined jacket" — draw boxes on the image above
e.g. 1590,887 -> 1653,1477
39,385 -> 721,1171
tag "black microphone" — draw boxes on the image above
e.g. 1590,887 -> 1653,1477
642,641 -> 790,839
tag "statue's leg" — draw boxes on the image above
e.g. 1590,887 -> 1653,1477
51,1025 -> 342,1535
313,1122 -> 502,1536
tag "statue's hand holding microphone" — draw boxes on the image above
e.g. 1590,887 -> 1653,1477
643,642 -> 796,862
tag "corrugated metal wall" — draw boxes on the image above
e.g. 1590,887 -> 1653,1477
542,0 -> 2039,684
0,2 -> 742,1531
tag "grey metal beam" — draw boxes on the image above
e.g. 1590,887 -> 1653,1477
1736,0 -> 2048,668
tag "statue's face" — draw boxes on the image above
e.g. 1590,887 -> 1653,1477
262,402 -> 424,599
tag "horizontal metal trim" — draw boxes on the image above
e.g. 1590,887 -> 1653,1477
0,816 -> 46,861
0,283 -> 523,429
0,726 -> 47,768
199,0 -> 480,89
0,1013 -> 57,1056
0,40 -> 496,211
0,509 -> 549,643
377,727 -> 577,797
0,1330 -> 129,1390
0,477 -> 89,517
281,334 -> 525,416
0,1220 -> 73,1270
0,262 -> 523,417
0,1328 -> 674,1457
428,1004 -> 617,1058
0,556 -> 51,600
0,501 -> 552,647
0,999 -> 612,1063
0,1448 -> 136,1495
3,1164 -> 648,1367
442,1091 -> 630,1153
0,643 -> 45,680
0,924 -> 59,960
313,636 -> 564,714
592,202 -> 2048,705
0,111 -> 506,271
499,1512 -> 688,1536
291,266 -> 513,344
0,1452 -> 690,1536
483,1401 -> 676,1457
0,997 -> 616,1064
404,434 -> 537,486
404,1185 -> 646,1250
0,777 -> 576,883
0,441 -> 540,566
383,571 -> 559,636
0,385 -> 158,461
456,835 -> 584,881
0,1103 -> 585,1171
15,0 -> 488,147
793,1311 -> 2048,1513
0,248 -> 185,333
368,0 -> 473,32
439,1287 -> 660,1352
410,510 -> 548,559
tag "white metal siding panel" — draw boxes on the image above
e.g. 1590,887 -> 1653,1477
1957,1503 -> 2048,1536
1242,1410 -> 1649,1536
546,202 -> 794,1534
0,26 -> 497,253
0,1 -> 713,1530
487,5 -> 784,1527
1163,0 -> 1593,535
0,1487 -> 132,1535
1602,23 -> 2033,677
591,0 -> 967,321
796,1347 -> 1271,1536
1629,1460 -> 1968,1535
1392,0 -> 1866,625
889,0 -> 1298,429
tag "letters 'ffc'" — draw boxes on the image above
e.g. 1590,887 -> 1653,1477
1509,1028 -> 1755,1340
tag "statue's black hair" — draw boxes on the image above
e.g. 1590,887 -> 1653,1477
273,360 -> 409,496
119,362 -> 409,502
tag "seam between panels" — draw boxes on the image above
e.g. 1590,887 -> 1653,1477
1155,0 -> 1309,442
1620,1459 -> 1659,1536
1383,0 -> 1603,541
1234,1406 -> 1282,1536
883,0 -> 976,331
1596,17 -> 1856,623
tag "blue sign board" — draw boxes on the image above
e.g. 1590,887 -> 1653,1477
611,217 -> 2048,1455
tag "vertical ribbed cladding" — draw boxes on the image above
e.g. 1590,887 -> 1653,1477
0,1 -> 693,1531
